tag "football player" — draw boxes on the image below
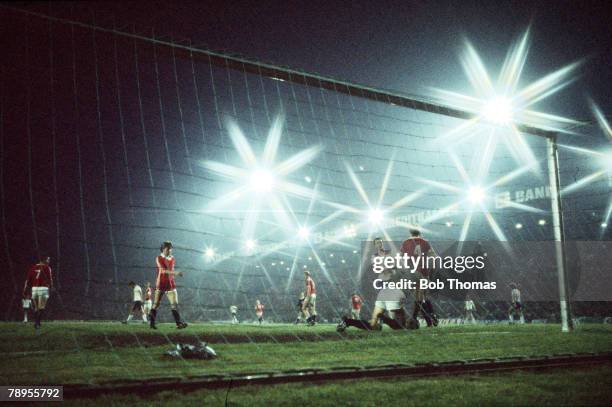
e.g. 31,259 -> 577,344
22,294 -> 32,323
255,300 -> 264,324
23,256 -> 53,329
143,282 -> 153,319
124,281 -> 147,323
350,292 -> 362,319
294,292 -> 306,324
149,241 -> 187,329
303,271 -> 317,326
401,229 -> 438,327
508,283 -> 525,324
230,305 -> 239,324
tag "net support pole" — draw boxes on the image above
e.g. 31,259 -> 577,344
546,135 -> 573,332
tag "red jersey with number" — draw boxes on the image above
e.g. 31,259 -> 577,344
401,237 -> 432,276
156,255 -> 176,291
305,276 -> 316,296
27,264 -> 53,287
351,294 -> 362,310
255,304 -> 264,314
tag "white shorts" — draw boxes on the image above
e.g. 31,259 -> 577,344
31,287 -> 49,300
22,299 -> 32,308
144,300 -> 152,310
375,300 -> 405,311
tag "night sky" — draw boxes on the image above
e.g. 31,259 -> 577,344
0,1 -> 609,319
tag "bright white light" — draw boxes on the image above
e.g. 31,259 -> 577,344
538,219 -> 547,225
446,221 -> 453,227
329,253 -> 334,257
271,262 -> 276,266
468,186 -> 486,204
602,223 -> 608,228
308,256 -> 312,261
251,169 -> 275,192
204,248 -> 215,258
246,239 -> 256,250
368,208 -> 384,224
515,223 -> 523,229
298,226 -> 310,239
303,265 -> 307,269
353,250 -> 358,254
483,97 -> 513,124
304,176 -> 312,183
286,267 -> 290,271
280,261 -> 284,265
359,166 -> 365,171
341,259 -> 346,263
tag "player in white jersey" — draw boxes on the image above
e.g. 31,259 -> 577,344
124,281 -> 147,323
143,282 -> 153,319
508,283 -> 525,324
464,294 -> 476,324
22,295 -> 32,323
230,305 -> 239,324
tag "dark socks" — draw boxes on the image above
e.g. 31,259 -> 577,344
149,309 -> 157,326
379,314 -> 403,330
344,318 -> 373,330
171,309 -> 182,325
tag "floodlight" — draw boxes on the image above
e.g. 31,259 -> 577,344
445,221 -> 453,227
304,176 -> 312,183
483,97 -> 513,124
515,223 -> 523,229
204,248 -> 215,258
298,226 -> 310,239
250,169 -> 275,192
467,186 -> 486,204
602,223 -> 608,228
368,208 -> 384,224
538,219 -> 547,226
246,239 -> 256,250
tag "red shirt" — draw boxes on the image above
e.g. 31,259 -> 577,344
255,304 -> 264,313
305,276 -> 316,296
351,294 -> 362,310
401,237 -> 432,276
27,263 -> 53,288
156,254 -> 176,291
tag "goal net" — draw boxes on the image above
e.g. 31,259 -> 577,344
1,4 -> 610,328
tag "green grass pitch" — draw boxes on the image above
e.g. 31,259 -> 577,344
1,322 -> 611,405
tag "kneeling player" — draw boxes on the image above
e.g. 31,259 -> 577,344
149,241 -> 187,329
23,256 -> 53,329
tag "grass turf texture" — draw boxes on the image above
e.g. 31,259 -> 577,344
63,366 -> 612,406
1,322 -> 610,386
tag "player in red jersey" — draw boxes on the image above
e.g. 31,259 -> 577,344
303,271 -> 317,326
350,293 -> 362,319
22,256 -> 53,329
143,282 -> 153,319
401,228 -> 438,327
149,241 -> 187,329
255,300 -> 265,324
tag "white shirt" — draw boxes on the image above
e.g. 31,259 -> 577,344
230,306 -> 238,313
465,300 -> 475,311
511,288 -> 521,303
133,285 -> 143,302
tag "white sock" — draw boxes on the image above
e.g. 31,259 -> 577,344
23,313 -> 28,322
127,314 -> 133,322
520,315 -> 525,324
142,314 -> 147,322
